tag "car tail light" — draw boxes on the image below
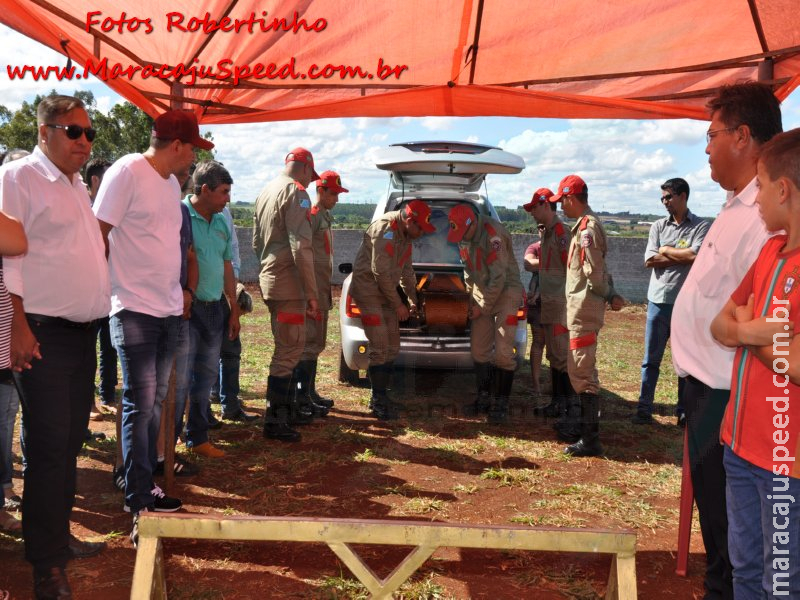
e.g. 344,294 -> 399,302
345,293 -> 361,318
517,293 -> 527,321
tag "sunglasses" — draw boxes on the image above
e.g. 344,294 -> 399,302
660,194 -> 673,202
46,124 -> 97,142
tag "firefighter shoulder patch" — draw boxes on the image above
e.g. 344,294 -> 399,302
580,232 -> 593,248
490,236 -> 502,253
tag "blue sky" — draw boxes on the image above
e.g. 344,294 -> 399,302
2,24 -> 799,218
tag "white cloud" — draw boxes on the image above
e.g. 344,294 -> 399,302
420,117 -> 456,131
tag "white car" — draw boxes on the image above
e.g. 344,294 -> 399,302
338,141 -> 527,383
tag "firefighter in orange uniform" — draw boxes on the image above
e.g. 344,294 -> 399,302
350,200 -> 435,420
297,170 -> 348,414
522,188 -> 579,436
552,175 -> 625,456
253,147 -> 320,442
447,204 -> 524,424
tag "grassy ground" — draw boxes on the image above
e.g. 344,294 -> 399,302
0,287 -> 705,599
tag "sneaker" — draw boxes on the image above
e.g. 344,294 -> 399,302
124,486 -> 182,513
207,414 -> 223,430
190,441 -> 226,458
676,413 -> 687,428
130,508 -> 149,548
112,465 -> 125,492
630,411 -> 654,425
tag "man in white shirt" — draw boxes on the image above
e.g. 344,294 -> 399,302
671,82 -> 782,600
0,95 -> 110,600
93,110 -> 213,548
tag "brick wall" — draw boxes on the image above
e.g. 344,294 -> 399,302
237,228 -> 652,303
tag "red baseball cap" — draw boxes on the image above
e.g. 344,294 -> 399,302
447,204 -> 476,243
522,187 -> 555,212
316,170 -> 349,193
404,200 -> 436,233
285,147 -> 320,180
152,110 -> 214,150
551,175 -> 587,202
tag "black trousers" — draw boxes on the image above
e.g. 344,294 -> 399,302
16,319 -> 96,572
681,375 -> 733,600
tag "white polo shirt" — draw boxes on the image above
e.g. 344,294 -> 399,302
0,147 -> 110,322
93,154 -> 183,318
671,177 -> 773,389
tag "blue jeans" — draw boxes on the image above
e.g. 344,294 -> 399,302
724,446 -> 800,599
0,382 -> 19,490
184,300 -> 225,447
217,298 -> 242,416
96,316 -> 118,402
636,302 -> 673,416
172,318 -> 192,443
111,310 -> 179,513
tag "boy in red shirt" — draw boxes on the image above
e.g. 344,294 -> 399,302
711,128 -> 800,598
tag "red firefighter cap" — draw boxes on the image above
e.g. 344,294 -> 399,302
522,187 -> 555,211
447,204 -> 476,243
316,170 -> 348,193
285,147 -> 320,180
551,174 -> 587,202
404,200 -> 436,233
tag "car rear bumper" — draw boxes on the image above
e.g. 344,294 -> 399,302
340,323 -> 526,372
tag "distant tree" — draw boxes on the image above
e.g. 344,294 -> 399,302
0,90 -> 214,165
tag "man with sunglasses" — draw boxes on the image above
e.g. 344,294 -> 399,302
671,82 -> 782,600
0,95 -> 110,599
632,178 -> 708,427
93,110 -> 214,548
447,203 -> 523,424
350,200 -> 435,420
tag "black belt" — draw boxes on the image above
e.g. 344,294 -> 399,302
26,313 -> 97,330
194,298 -> 223,306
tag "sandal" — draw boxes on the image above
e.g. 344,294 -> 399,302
0,509 -> 22,536
112,465 -> 125,492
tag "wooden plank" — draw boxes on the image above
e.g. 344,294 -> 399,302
131,536 -> 162,600
615,553 -> 638,600
378,544 -> 437,598
137,515 -> 636,555
133,515 -> 636,598
327,542 -> 383,596
605,554 -> 618,600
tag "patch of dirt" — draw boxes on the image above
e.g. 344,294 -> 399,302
0,294 -> 707,599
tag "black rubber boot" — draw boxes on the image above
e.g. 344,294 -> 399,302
297,360 -> 329,417
263,375 -> 301,442
488,368 -> 514,424
554,371 -> 581,442
564,393 -> 604,457
289,365 -> 316,425
368,363 -> 398,420
466,362 -> 493,416
534,367 -> 563,418
307,359 -> 334,409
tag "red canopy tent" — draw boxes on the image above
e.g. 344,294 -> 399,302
1,0 -> 799,123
